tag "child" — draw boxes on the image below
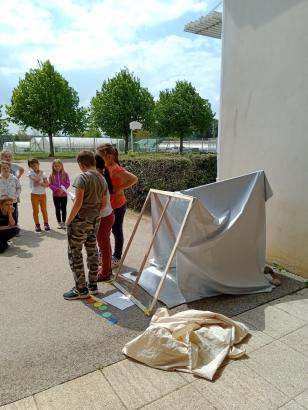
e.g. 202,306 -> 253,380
0,196 -> 20,253
27,158 -> 50,232
0,162 -> 21,224
95,154 -> 115,281
49,159 -> 70,229
96,144 -> 138,268
63,151 -> 106,300
0,150 -> 24,179
1,149 -> 24,223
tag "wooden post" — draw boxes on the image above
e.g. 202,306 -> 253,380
148,196 -> 194,313
113,190 -> 151,281
131,195 -> 171,295
154,194 -> 176,242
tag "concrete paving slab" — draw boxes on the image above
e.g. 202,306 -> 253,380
279,400 -> 307,409
244,340 -> 308,398
192,360 -> 288,409
102,359 -> 187,409
0,398 -> 37,410
232,317 -> 274,354
34,371 -> 125,410
298,288 -> 308,297
294,389 -> 308,409
270,293 -> 308,323
235,304 -> 306,339
141,383 -> 215,410
280,325 -> 308,358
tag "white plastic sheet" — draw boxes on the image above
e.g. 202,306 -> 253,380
137,171 -> 274,307
123,308 -> 249,380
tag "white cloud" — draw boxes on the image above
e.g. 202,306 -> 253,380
0,0 -> 208,70
0,0 -> 221,115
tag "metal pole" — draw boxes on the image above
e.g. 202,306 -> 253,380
130,129 -> 134,152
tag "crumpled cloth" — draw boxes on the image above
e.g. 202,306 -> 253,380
122,308 -> 250,380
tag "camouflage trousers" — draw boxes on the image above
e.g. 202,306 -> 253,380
67,215 -> 100,289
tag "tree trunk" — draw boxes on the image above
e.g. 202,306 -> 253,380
124,135 -> 129,154
179,136 -> 184,154
48,132 -> 55,157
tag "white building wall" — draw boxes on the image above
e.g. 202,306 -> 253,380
219,0 -> 308,276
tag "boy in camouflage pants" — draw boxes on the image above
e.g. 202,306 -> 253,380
63,151 -> 106,300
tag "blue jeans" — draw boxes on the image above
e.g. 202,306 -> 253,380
112,203 -> 127,260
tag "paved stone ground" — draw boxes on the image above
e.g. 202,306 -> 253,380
1,159 -> 307,409
2,288 -> 308,410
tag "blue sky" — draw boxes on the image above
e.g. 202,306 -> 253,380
0,0 -> 222,131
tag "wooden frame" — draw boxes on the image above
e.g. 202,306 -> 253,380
112,189 -> 194,315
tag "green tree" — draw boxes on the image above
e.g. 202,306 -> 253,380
14,129 -> 32,141
7,60 -> 85,156
0,105 -> 9,136
154,81 -> 214,153
90,68 -> 154,153
79,128 -> 102,138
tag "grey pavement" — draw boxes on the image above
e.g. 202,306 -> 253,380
1,159 -> 308,409
2,288 -> 308,410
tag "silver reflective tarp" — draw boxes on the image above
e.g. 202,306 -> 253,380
137,171 -> 274,307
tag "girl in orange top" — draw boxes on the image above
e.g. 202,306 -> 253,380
96,144 -> 138,267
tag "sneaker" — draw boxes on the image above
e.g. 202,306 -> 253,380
61,222 -> 66,229
57,223 -> 62,229
88,283 -> 98,294
111,256 -> 120,269
44,223 -> 51,232
35,224 -> 42,233
63,287 -> 90,300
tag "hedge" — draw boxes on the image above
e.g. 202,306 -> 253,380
120,153 -> 217,211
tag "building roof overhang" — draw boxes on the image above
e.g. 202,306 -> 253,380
184,10 -> 222,39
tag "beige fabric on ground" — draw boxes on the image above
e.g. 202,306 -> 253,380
122,308 -> 250,380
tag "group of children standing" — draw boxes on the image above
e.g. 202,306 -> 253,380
0,145 -> 138,301
64,145 -> 138,299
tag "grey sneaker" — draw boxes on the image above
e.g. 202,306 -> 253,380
63,287 -> 90,300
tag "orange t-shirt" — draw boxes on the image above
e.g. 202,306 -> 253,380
107,163 -> 127,209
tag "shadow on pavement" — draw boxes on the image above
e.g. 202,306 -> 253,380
170,273 -> 307,318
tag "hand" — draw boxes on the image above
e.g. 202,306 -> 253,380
8,205 -> 14,214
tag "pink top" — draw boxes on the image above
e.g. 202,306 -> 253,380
49,172 -> 70,197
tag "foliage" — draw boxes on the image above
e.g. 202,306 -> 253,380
90,68 -> 155,152
7,60 -> 86,156
120,153 -> 217,210
14,129 -> 32,141
0,105 -> 9,136
153,81 -> 214,153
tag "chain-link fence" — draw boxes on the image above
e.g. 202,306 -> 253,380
1,136 -> 217,155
